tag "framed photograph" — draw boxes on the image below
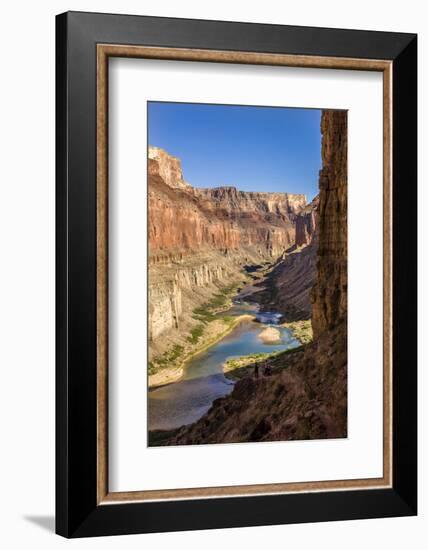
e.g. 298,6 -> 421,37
56,11 -> 417,537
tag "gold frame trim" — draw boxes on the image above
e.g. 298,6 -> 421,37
96,44 -> 393,504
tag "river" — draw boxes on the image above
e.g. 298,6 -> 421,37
148,299 -> 300,432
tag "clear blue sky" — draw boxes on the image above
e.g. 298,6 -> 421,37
148,102 -> 322,201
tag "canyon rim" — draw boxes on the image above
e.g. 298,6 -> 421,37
147,102 -> 347,446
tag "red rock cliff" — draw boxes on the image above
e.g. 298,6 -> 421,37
148,146 -> 191,190
148,146 -> 306,262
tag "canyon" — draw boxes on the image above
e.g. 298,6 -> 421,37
148,145 -> 316,385
248,195 -> 318,320
159,109 -> 347,444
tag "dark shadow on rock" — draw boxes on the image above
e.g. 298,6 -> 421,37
24,515 -> 55,533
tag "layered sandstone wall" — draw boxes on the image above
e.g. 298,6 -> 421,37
295,196 -> 319,247
311,111 -> 347,339
194,186 -> 306,217
193,186 -> 305,258
265,241 -> 317,320
148,179 -> 242,261
250,197 -> 318,320
149,281 -> 182,341
148,146 -> 190,190
148,146 -> 306,261
148,257 -> 232,342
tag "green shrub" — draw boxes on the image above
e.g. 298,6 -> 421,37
187,324 -> 205,344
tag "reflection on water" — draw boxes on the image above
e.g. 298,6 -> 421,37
148,302 -> 300,431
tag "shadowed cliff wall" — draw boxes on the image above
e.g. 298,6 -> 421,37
311,111 -> 347,339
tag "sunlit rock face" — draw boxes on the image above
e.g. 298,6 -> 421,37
148,146 -> 191,190
148,146 -> 306,261
295,195 -> 319,247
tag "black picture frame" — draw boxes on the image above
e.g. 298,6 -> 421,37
56,11 -> 417,538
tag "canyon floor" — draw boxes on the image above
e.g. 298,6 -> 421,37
147,255 -> 346,447
148,261 -> 314,441
148,255 -> 311,389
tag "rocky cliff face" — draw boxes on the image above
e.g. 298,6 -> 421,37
166,110 -> 348,444
193,186 -> 305,258
148,257 -> 232,342
311,111 -> 347,339
295,196 -> 318,247
148,146 -> 307,349
148,146 -> 191,190
148,146 -> 305,262
247,196 -> 318,320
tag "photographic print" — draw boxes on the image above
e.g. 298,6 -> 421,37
57,14 -> 417,536
147,101 -> 347,447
